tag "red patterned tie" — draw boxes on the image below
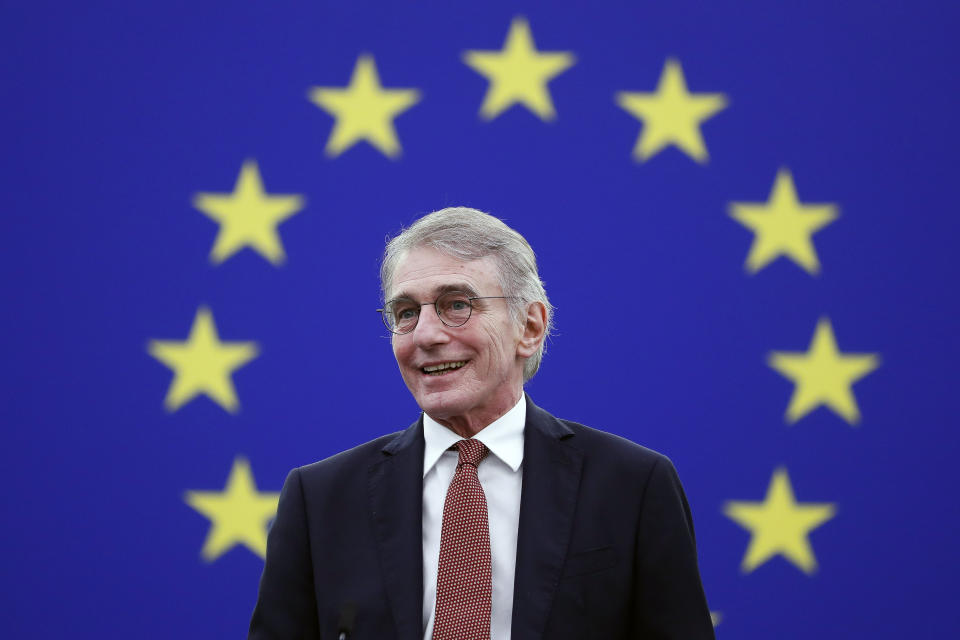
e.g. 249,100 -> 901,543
433,439 -> 492,640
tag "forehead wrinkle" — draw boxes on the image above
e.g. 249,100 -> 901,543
388,248 -> 500,300
390,281 -> 480,302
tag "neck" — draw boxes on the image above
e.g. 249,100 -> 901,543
429,388 -> 523,438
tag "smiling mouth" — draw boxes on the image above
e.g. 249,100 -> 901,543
421,361 -> 468,376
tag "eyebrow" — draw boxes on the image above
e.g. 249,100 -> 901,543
390,282 -> 480,301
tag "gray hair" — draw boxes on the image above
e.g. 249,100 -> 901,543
380,206 -> 553,382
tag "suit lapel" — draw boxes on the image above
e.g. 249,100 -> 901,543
511,397 -> 583,640
368,419 -> 425,640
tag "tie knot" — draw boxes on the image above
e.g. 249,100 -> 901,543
455,439 -> 489,468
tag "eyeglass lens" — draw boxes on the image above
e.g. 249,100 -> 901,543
383,291 -> 473,333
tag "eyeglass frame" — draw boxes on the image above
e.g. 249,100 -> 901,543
377,291 -> 517,335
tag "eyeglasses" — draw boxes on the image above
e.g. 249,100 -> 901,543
377,291 -> 515,334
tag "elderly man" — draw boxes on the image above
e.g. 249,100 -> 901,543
249,207 -> 714,639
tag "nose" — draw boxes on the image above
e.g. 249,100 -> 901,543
412,305 -> 451,349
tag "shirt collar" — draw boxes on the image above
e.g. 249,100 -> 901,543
422,394 -> 526,477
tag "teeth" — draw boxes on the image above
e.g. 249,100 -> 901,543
422,361 -> 466,373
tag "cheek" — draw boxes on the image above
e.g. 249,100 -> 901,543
392,337 -> 411,366
476,327 -> 514,371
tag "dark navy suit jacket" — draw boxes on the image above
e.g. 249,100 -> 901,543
249,397 -> 715,639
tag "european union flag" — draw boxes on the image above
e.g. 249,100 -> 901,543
3,1 -> 958,637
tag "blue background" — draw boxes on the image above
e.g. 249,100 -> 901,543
2,1 -> 958,637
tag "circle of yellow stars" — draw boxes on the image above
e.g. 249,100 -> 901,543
616,57 -> 727,163
140,14 -> 887,628
184,457 -> 280,561
308,54 -> 421,158
193,160 -> 305,266
148,306 -> 259,414
463,16 -> 576,121
724,467 -> 836,575
729,168 -> 838,275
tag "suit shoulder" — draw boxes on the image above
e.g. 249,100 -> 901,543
553,419 -> 689,508
294,428 -> 407,484
559,419 -> 674,472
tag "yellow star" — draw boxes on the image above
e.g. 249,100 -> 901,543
193,160 -> 304,266
148,307 -> 259,413
308,54 -> 421,158
769,318 -> 880,425
729,169 -> 838,274
723,467 -> 836,574
463,16 -> 575,121
185,456 -> 280,561
615,58 -> 728,163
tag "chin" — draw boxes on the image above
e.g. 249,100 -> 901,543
414,388 -> 470,419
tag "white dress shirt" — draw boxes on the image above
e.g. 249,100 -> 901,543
421,395 -> 525,640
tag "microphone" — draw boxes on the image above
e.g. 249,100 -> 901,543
337,602 -> 356,640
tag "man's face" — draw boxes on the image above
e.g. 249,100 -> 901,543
388,246 -> 525,431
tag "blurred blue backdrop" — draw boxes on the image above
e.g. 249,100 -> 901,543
2,1 -> 958,637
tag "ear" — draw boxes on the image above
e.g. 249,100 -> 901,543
516,301 -> 547,359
